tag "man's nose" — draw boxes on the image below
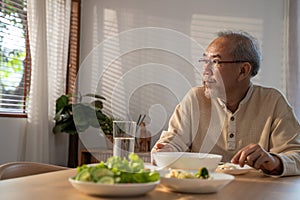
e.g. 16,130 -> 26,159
202,63 -> 213,76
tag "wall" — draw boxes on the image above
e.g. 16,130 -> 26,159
0,118 -> 26,164
0,117 -> 69,166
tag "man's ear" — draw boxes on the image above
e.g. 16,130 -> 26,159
238,62 -> 252,81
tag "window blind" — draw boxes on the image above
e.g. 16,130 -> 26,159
0,0 -> 30,117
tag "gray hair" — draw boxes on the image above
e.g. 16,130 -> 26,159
217,31 -> 261,77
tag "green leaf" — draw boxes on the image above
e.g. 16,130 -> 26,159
52,117 -> 76,134
96,111 -> 107,121
72,104 -> 90,130
91,100 -> 103,110
53,108 -> 64,121
55,95 -> 69,113
89,113 -> 101,128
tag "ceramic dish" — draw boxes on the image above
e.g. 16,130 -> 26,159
216,163 -> 253,175
69,177 -> 159,197
158,170 -> 234,193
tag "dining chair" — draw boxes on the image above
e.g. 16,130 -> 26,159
0,161 -> 69,180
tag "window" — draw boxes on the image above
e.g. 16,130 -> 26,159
0,0 -> 81,118
0,0 -> 30,117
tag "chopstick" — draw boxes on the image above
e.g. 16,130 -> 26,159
136,114 -> 146,126
139,114 -> 146,126
137,114 -> 142,126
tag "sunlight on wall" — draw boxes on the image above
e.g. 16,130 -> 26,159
96,9 -> 200,141
101,9 -> 127,119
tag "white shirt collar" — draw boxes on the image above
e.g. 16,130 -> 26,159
216,83 -> 254,108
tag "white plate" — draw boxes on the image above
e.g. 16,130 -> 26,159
69,177 -> 159,197
216,163 -> 253,175
158,170 -> 234,194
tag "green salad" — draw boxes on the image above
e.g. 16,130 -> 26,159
73,153 -> 160,184
166,167 -> 210,179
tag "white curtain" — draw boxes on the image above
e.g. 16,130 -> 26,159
287,0 -> 300,120
23,0 -> 71,164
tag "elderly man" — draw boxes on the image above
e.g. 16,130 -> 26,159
152,31 -> 300,176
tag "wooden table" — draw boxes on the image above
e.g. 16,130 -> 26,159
1,168 -> 300,200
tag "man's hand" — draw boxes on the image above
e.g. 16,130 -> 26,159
152,143 -> 174,152
231,143 -> 283,175
151,143 -> 175,165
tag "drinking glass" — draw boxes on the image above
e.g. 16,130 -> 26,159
113,121 -> 136,159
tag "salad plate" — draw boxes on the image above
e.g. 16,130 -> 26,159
69,153 -> 160,197
69,178 -> 159,197
158,170 -> 234,194
216,163 -> 253,175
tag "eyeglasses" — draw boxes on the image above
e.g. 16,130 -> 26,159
198,58 -> 249,68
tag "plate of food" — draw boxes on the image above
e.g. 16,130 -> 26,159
69,153 -> 160,197
216,163 -> 253,175
69,178 -> 159,197
158,168 -> 234,194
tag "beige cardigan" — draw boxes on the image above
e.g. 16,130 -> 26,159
154,84 -> 300,176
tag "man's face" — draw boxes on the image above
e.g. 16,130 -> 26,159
202,37 -> 241,100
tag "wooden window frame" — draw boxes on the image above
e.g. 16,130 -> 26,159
67,0 -> 81,168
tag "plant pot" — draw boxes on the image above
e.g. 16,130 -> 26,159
68,134 -> 79,168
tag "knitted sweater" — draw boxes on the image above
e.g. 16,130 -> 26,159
154,84 -> 300,176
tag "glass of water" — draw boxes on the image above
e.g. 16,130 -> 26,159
113,121 -> 136,159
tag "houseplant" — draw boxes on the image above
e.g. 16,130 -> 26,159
52,93 -> 114,167
53,93 -> 113,136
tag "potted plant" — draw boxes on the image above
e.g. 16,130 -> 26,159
53,93 -> 113,135
52,93 -> 114,167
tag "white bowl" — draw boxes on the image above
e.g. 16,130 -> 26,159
152,152 -> 222,171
